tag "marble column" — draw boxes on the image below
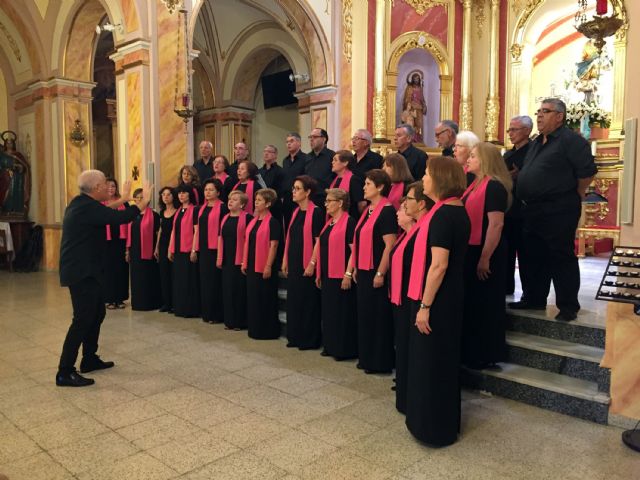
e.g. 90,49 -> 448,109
296,86 -> 338,144
484,0 -> 500,142
459,0 -> 473,131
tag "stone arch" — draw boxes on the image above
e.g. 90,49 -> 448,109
0,2 -> 42,83
386,31 -> 453,137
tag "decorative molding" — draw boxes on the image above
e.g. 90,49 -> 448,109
475,0 -> 486,39
373,91 -> 388,139
403,0 -> 448,16
390,33 -> 446,64
611,0 -> 629,42
460,98 -> 473,131
510,43 -> 523,61
343,0 -> 353,64
0,21 -> 22,62
484,95 -> 499,141
515,0 -> 543,31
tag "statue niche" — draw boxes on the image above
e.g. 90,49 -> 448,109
0,131 -> 31,220
401,71 -> 427,143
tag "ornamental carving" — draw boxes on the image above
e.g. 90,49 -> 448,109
342,0 -> 353,64
515,0 -> 544,31
391,34 -> 446,65
475,0 -> 486,39
510,43 -> 523,61
484,96 -> 500,141
403,0 -> 448,16
460,99 -> 473,131
0,21 -> 22,62
373,91 -> 388,139
611,0 -> 629,42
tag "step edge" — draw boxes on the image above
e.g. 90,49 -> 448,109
506,333 -> 604,363
507,309 -> 606,331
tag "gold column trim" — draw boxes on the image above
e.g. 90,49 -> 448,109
342,0 -> 353,64
459,0 -> 473,130
390,34 -> 446,65
485,96 -> 500,142
515,0 -> 543,31
510,43 -> 523,61
373,92 -> 388,140
484,0 -> 500,141
373,0 -> 388,140
402,0 -> 448,15
474,0 -> 486,39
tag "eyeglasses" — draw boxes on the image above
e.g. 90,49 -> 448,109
292,186 -> 304,191
506,127 -> 527,133
434,130 -> 448,137
308,135 -> 322,139
453,143 -> 466,149
536,108 -> 558,115
325,199 -> 339,204
351,136 -> 366,141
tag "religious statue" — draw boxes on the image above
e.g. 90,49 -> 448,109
570,40 -> 612,104
401,71 -> 427,143
0,131 -> 30,220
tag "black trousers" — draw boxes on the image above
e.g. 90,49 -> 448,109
521,193 -> 581,313
504,215 -> 524,295
58,277 -> 106,373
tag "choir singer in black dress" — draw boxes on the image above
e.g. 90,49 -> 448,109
126,188 -> 161,311
213,155 -> 234,203
194,178 -> 227,324
217,190 -> 252,330
154,187 -> 178,313
282,175 -> 324,350
314,188 -> 358,360
329,150 -> 365,219
169,184 -> 200,318
405,156 -> 470,447
382,153 -> 414,210
232,160 -> 259,215
102,177 -> 129,309
352,169 -> 398,374
241,189 -> 282,339
177,165 -> 202,205
461,142 -> 511,369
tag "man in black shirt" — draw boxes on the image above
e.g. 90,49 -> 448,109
503,115 -> 533,295
394,124 -> 428,180
305,128 -> 335,206
510,99 -> 597,321
227,142 -> 249,184
282,132 -> 309,228
351,128 -> 383,180
193,140 -> 214,182
259,144 -> 285,223
435,120 -> 458,157
57,171 -> 152,387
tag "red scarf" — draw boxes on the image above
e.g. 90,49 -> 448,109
330,170 -> 352,192
390,221 -> 424,305
170,205 -> 195,253
219,212 -> 247,265
242,212 -> 273,273
407,198 -> 459,301
284,202 -> 316,267
104,203 -> 128,240
461,176 -> 490,246
196,200 -> 222,250
191,187 -> 200,205
316,213 -> 350,279
354,199 -> 391,270
388,182 -> 404,210
126,208 -> 155,260
233,180 -> 255,215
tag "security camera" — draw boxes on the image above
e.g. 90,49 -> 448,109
289,73 -> 310,83
95,23 -> 123,35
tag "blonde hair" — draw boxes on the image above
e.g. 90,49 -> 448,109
256,188 -> 277,206
325,188 -> 350,212
471,142 -> 513,209
228,189 -> 248,207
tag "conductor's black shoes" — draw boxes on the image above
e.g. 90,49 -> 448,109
56,371 -> 95,387
80,356 -> 115,373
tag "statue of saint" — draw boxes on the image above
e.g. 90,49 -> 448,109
402,71 -> 427,143
0,131 -> 30,219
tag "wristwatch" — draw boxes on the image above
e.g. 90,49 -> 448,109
375,271 -> 384,277
419,302 -> 431,310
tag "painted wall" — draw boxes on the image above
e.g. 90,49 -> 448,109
252,87 -> 298,166
0,69 -> 7,132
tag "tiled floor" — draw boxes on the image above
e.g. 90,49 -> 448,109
1,271 -> 638,480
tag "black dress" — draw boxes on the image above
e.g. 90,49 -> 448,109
405,205 -> 470,447
462,179 -> 508,367
103,215 -> 129,304
353,204 -> 398,373
319,216 -> 358,360
389,232 -> 418,414
129,211 -> 162,311
246,216 -> 281,339
172,207 -> 200,318
220,214 -> 253,329
198,204 -> 228,323
285,207 -> 324,349
333,175 -> 364,220
233,182 -> 255,213
158,211 -> 175,310
219,176 -> 235,203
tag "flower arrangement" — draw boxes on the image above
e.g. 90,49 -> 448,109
589,105 -> 611,129
565,102 -> 611,129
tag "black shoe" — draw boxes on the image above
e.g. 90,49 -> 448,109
56,371 -> 95,387
356,363 -> 364,370
391,385 -> 397,391
507,301 -> 546,310
167,309 -> 174,314
80,357 -> 115,373
159,306 -> 169,312
320,350 -> 330,357
555,311 -> 577,321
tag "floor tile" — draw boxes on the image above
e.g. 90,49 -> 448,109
266,373 -> 329,396
116,413 -> 204,450
89,398 -> 167,429
206,412 -> 292,448
182,451 -> 286,480
0,423 -> 42,464
0,452 -> 74,480
299,451 -> 393,480
298,411 -> 381,447
75,452 -> 178,480
24,414 -> 110,450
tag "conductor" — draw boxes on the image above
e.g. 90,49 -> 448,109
56,170 -> 152,387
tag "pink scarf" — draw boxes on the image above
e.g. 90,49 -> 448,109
242,212 -> 273,273
126,208 -> 155,260
196,200 -> 222,250
284,202 -> 316,267
219,212 -> 247,265
462,176 -> 490,246
170,205 -> 195,253
216,172 -> 229,183
388,182 -> 405,211
390,221 -> 425,305
233,180 -> 255,215
191,187 -> 200,205
354,199 -> 391,270
330,170 -> 352,192
407,198 -> 458,301
316,213 -> 350,280
104,203 -> 128,240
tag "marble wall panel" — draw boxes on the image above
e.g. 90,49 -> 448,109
390,4 -> 448,45
63,101 -> 90,203
64,0 -> 105,80
43,226 -> 62,271
312,108 -> 327,131
121,0 -> 140,33
126,71 -> 142,188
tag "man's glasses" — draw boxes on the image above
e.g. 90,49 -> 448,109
536,108 -> 558,115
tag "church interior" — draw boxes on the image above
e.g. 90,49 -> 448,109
1,0 -> 640,478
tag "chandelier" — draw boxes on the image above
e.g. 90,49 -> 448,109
574,0 -> 623,55
173,6 -> 196,124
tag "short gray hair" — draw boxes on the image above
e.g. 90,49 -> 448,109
355,129 -> 373,145
286,132 -> 301,142
397,123 -> 415,138
78,170 -> 106,194
511,115 -> 533,131
541,98 -> 566,120
264,144 -> 278,154
440,120 -> 459,134
456,130 -> 480,149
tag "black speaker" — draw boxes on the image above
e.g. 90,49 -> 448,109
261,69 -> 296,109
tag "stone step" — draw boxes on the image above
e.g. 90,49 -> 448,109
462,363 -> 610,424
507,309 -> 605,349
505,331 -> 610,392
